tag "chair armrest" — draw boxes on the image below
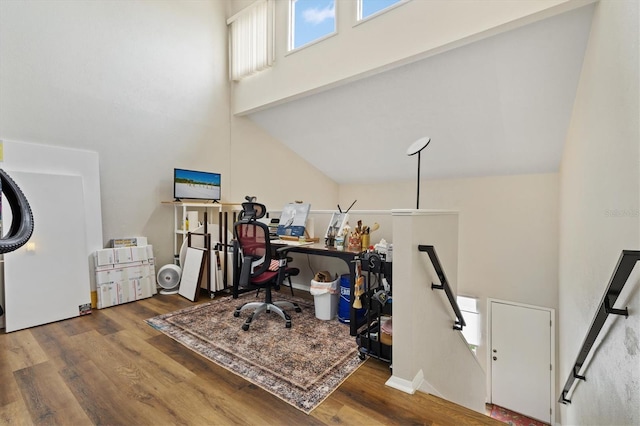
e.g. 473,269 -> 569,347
275,246 -> 296,257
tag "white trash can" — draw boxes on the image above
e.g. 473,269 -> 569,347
310,277 -> 339,320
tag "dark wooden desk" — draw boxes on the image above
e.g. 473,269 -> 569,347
232,242 -> 365,336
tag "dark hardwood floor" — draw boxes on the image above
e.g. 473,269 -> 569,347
0,291 -> 501,425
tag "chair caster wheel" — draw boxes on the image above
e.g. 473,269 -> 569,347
295,307 -> 302,313
234,311 -> 240,317
242,324 -> 250,331
359,352 -> 366,360
285,322 -> 292,328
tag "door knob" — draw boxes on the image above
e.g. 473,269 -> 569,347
493,356 -> 497,361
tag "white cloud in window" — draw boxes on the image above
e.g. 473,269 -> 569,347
303,4 -> 335,25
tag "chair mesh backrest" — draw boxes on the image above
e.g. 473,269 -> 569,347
235,220 -> 272,278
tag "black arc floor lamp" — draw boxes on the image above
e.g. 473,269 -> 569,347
406,137 -> 431,209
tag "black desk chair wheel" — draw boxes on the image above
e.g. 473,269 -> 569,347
233,202 -> 302,331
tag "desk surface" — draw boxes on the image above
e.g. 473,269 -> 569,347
270,239 -> 315,247
275,242 -> 362,260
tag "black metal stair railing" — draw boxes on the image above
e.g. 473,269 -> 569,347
559,250 -> 640,404
418,245 -> 466,331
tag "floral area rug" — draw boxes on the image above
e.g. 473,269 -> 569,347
489,404 -> 549,426
146,292 -> 363,414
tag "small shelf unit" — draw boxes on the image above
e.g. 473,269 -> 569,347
162,201 -> 242,296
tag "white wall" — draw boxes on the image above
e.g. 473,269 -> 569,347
228,115 -> 338,210
558,0 -> 640,424
0,0 -> 230,267
340,173 -> 560,376
0,1 -> 339,268
389,210 -> 486,413
231,0 -> 591,114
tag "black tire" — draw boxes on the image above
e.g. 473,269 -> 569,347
0,169 -> 34,254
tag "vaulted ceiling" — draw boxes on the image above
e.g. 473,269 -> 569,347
248,5 -> 594,184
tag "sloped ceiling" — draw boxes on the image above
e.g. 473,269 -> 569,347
248,5 -> 594,184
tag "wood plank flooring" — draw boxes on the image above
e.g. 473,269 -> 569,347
0,291 -> 502,425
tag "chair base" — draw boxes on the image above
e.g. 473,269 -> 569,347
234,300 -> 302,331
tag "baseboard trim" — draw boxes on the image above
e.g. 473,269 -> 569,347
385,369 -> 424,394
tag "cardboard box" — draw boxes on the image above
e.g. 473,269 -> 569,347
94,249 -> 115,266
109,237 -> 148,248
114,247 -> 133,264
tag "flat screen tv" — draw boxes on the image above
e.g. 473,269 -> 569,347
173,168 -> 221,202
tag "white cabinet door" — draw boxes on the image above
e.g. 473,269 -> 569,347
491,301 -> 552,423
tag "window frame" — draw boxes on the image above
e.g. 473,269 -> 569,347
287,0 -> 338,54
457,295 -> 481,351
355,0 -> 409,26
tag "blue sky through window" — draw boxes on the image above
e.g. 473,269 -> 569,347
361,0 -> 402,19
292,0 -> 335,50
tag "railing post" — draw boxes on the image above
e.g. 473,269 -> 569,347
573,364 -> 586,381
604,294 -> 628,317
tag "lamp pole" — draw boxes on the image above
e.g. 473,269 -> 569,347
406,137 -> 431,210
416,150 -> 421,209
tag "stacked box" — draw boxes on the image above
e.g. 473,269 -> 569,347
109,237 -> 148,248
93,245 -> 157,309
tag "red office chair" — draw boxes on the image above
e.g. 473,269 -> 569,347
233,203 -> 301,331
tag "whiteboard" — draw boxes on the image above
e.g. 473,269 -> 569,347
178,247 -> 205,302
4,172 -> 90,332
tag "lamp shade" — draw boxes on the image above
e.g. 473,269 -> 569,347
406,136 -> 431,156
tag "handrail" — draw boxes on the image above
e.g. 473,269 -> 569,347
559,249 -> 640,404
418,245 -> 466,330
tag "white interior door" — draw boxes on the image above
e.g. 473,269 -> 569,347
491,301 -> 552,423
3,171 -> 89,332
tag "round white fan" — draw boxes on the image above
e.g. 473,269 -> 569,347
157,264 -> 182,295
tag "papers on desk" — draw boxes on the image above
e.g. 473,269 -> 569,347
270,239 -> 315,246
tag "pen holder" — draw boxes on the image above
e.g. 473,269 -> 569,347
325,235 -> 335,248
348,234 -> 362,251
335,236 -> 345,250
361,234 -> 370,251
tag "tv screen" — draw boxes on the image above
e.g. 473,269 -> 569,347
174,168 -> 221,201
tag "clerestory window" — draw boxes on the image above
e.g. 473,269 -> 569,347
357,0 -> 406,22
289,0 -> 336,51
